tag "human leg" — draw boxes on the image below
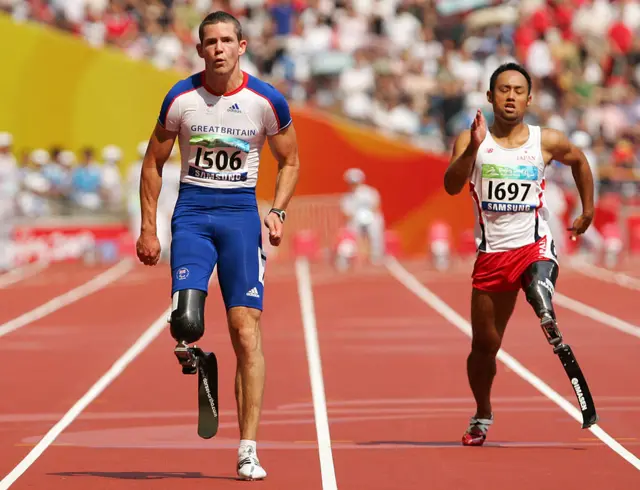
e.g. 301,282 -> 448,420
214,211 -> 267,479
225,305 -> 266,480
225,306 -> 264,442
462,287 -> 519,445
462,245 -> 525,446
467,288 -> 519,418
366,214 -> 385,265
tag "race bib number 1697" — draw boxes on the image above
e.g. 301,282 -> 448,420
481,164 -> 539,213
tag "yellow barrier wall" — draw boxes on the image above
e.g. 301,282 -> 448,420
0,14 -> 177,165
0,14 -> 475,256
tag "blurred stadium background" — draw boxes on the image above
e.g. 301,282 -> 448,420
1,0 -> 639,271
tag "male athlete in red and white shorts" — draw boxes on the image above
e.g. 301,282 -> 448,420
444,62 -> 597,445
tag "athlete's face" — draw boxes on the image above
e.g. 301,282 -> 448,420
488,71 -> 531,123
197,22 -> 247,75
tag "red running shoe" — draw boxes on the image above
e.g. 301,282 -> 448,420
462,414 -> 493,446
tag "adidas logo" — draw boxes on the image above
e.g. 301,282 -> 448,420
227,103 -> 241,113
246,287 -> 260,298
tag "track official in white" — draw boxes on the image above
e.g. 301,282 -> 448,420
0,132 -> 19,271
338,168 -> 385,268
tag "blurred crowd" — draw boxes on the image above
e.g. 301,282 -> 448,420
1,133 -> 128,219
2,0 -> 639,201
1,0 -> 640,267
0,132 -> 180,247
0,131 -> 183,269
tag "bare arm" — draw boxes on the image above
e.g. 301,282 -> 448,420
444,130 -> 478,195
542,128 -> 594,218
140,123 -> 177,236
267,124 -> 300,210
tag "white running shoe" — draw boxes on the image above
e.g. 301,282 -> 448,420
237,446 -> 267,481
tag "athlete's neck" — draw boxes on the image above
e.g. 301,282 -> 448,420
203,68 -> 245,96
490,119 -> 527,140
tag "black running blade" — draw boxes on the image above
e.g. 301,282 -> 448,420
555,344 -> 598,428
197,352 -> 219,439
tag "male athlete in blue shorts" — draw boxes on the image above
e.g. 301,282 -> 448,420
135,11 -> 300,480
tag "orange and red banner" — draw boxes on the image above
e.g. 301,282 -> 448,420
257,108 -> 475,256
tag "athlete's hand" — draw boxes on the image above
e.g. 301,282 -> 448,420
568,212 -> 593,241
136,232 -> 161,266
264,212 -> 283,247
470,110 -> 487,149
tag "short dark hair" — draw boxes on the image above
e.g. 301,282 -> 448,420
489,62 -> 532,94
198,11 -> 243,43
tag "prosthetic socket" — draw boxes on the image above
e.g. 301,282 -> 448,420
521,260 -> 563,348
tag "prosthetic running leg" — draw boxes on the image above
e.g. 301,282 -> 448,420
170,289 -> 219,438
522,261 -> 598,428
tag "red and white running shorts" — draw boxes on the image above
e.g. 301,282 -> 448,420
472,237 -> 556,292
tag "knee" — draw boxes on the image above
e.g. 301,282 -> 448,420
471,332 -> 502,357
170,289 -> 206,344
228,308 -> 261,356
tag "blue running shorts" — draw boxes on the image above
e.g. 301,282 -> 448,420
170,183 -> 266,310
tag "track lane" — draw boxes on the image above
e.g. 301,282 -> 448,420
11,264 -> 323,490
313,263 -> 639,489
0,263 -> 120,325
558,268 -> 640,331
0,264 -> 170,480
400,262 -> 640,467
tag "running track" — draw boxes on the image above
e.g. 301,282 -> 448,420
0,258 -> 639,489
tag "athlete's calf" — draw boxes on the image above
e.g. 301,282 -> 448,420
227,307 -> 265,442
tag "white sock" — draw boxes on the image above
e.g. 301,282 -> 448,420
239,439 -> 257,457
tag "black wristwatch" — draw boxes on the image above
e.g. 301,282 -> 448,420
269,208 -> 286,222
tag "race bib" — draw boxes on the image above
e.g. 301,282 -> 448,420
188,134 -> 250,182
481,164 -> 539,212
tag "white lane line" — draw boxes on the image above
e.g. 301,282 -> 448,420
569,259 -> 640,292
0,259 -> 133,339
554,292 -> 640,340
0,261 -> 49,289
0,305 -> 171,489
385,257 -> 640,472
295,257 -> 338,490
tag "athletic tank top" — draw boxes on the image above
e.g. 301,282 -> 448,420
469,125 -> 553,253
158,71 -> 292,190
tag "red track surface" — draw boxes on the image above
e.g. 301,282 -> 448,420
0,259 -> 639,489
0,263 -> 117,324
